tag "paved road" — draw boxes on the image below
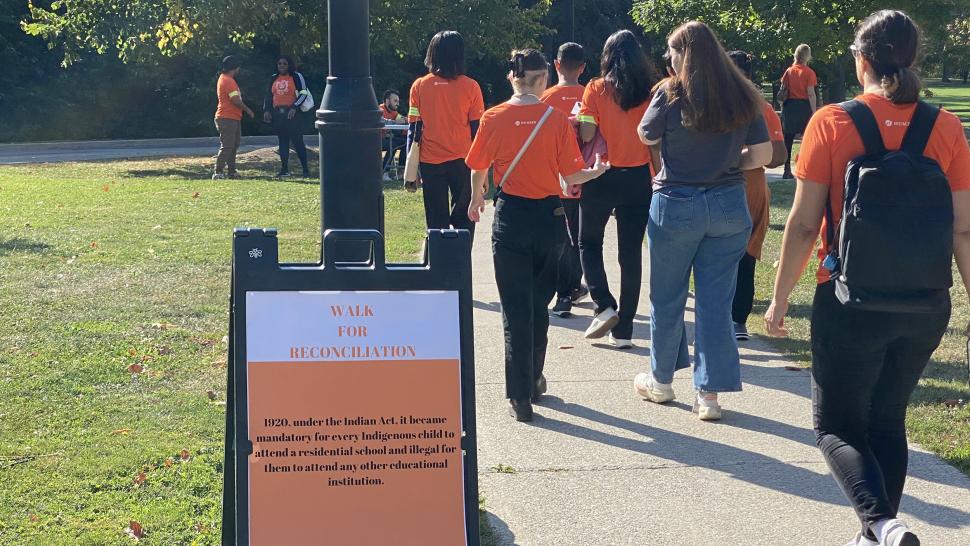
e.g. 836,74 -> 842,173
470,208 -> 970,545
0,136 -> 292,165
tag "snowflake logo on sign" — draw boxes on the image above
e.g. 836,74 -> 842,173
249,248 -> 263,259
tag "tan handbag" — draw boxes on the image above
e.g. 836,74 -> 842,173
403,141 -> 422,192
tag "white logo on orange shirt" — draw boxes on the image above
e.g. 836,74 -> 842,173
514,120 -> 538,127
433,81 -> 450,86
885,119 -> 909,128
275,80 -> 290,94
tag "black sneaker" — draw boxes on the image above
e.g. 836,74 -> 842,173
508,399 -> 533,422
734,322 -> 750,341
782,169 -> 794,180
278,170 -> 291,178
551,297 -> 572,317
570,285 -> 590,304
532,374 -> 547,403
302,169 -> 311,179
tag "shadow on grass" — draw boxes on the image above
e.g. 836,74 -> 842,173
0,237 -> 51,256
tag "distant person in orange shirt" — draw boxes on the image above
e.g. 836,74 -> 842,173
380,89 -> 407,181
262,56 -> 312,178
766,11 -> 970,546
466,49 -> 609,422
577,30 -> 658,348
408,31 -> 485,239
728,50 -> 787,341
213,56 -> 254,180
779,44 -> 819,179
541,42 -> 589,318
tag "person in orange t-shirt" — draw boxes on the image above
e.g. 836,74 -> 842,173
779,43 -> 819,178
575,30 -> 658,348
379,89 -> 407,179
214,56 -> 254,179
262,56 -> 311,178
728,50 -> 787,341
765,11 -> 970,546
407,31 -> 485,239
540,42 -> 588,318
466,49 -> 609,422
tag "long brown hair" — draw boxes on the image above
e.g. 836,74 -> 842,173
665,22 -> 762,134
854,10 -> 922,104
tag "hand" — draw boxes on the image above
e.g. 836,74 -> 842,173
396,114 -> 406,123
245,108 -> 255,119
764,299 -> 790,337
566,184 -> 581,198
263,112 -> 272,124
287,108 -> 296,120
403,173 -> 422,193
592,153 -> 611,175
468,193 -> 486,223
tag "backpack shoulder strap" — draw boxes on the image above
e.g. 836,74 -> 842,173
840,100 -> 886,156
900,101 -> 941,156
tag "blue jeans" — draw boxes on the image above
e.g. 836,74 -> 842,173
648,183 -> 751,392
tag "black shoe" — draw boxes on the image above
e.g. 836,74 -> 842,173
532,374 -> 547,403
782,169 -> 794,180
551,297 -> 572,317
733,322 -> 750,341
278,170 -> 291,178
508,399 -> 533,422
302,169 -> 311,178
570,285 -> 590,304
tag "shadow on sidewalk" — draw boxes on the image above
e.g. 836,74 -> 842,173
532,397 -> 970,529
482,510 -> 519,546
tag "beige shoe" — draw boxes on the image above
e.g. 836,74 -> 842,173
585,308 -> 619,339
692,392 -> 722,421
633,372 -> 675,403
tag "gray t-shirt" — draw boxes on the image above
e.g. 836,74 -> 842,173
640,87 -> 770,188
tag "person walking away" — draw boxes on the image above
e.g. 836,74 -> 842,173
728,50 -> 787,341
262,55 -> 311,178
380,89 -> 407,181
214,56 -> 254,180
636,21 -> 772,420
408,31 -> 485,239
576,30 -> 659,349
541,42 -> 589,318
779,44 -> 818,179
765,10 -> 970,546
466,49 -> 610,422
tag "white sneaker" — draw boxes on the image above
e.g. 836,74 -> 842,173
844,533 -> 878,546
633,372 -> 675,403
692,391 -> 722,421
609,334 -> 633,349
584,307 -> 619,339
875,519 -> 920,546
382,172 -> 393,183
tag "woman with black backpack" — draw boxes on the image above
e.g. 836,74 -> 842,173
766,10 -> 970,546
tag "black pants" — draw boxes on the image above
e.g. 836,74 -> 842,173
732,252 -> 757,325
811,281 -> 949,539
579,164 -> 651,340
783,133 -> 797,174
556,198 -> 583,299
493,194 -> 566,400
420,159 -> 475,240
272,108 -> 308,172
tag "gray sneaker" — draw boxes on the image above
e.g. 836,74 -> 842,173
733,322 -> 750,341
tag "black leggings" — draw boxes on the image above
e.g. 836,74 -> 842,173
784,133 -> 797,174
419,159 -> 475,241
810,281 -> 949,540
732,252 -> 757,325
272,108 -> 308,172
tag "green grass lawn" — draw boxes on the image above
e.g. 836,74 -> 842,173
925,79 -> 970,128
0,151 -> 446,545
749,180 -> 970,475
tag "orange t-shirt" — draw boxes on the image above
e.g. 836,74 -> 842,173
379,104 -> 400,121
577,78 -> 651,167
796,94 -> 970,283
781,64 -> 817,100
271,75 -> 298,108
742,101 -> 785,259
216,74 -> 243,121
466,103 -> 584,200
541,84 -> 584,116
407,74 -> 485,164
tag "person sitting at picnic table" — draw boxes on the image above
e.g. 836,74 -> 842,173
380,89 -> 407,181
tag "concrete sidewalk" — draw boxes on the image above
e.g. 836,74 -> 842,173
0,135 -> 284,164
470,206 -> 970,545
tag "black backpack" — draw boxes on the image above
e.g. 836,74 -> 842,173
824,100 -> 953,313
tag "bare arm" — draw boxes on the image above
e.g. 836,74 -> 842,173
764,179 -> 829,336
639,126 -> 660,146
808,87 -> 818,113
767,141 -> 787,169
953,191 -> 970,295
562,155 -> 611,186
230,94 -> 254,117
467,169 -> 490,223
579,122 -> 596,143
739,141 -> 773,171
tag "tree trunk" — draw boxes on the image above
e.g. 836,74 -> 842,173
942,43 -> 951,82
829,56 -> 848,103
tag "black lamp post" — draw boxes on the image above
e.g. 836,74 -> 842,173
316,0 -> 384,262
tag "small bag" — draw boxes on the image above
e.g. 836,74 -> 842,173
494,106 -> 554,205
299,89 -> 315,112
403,141 -> 422,192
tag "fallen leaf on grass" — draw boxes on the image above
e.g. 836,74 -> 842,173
29,351 -> 38,358
125,520 -> 144,541
151,225 -> 162,230
133,472 -> 146,487
29,514 -> 40,523
192,192 -> 200,199
198,339 -> 215,348
140,355 -> 153,362
127,348 -> 137,358
164,457 -> 173,468
206,390 -> 218,401
192,522 -> 207,533
157,346 -> 173,356
180,449 -> 191,462
151,323 -> 176,331
90,241 -> 97,249
127,363 -> 144,375
558,345 -> 574,350
102,185 -> 110,192
784,366 -> 802,372
111,429 -> 131,435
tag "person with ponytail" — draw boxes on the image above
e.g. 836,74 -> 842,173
765,10 -> 970,545
636,21 -> 772,420
779,44 -> 819,179
466,49 -> 610,422
576,30 -> 659,349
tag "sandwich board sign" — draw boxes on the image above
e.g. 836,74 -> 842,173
222,229 -> 479,546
